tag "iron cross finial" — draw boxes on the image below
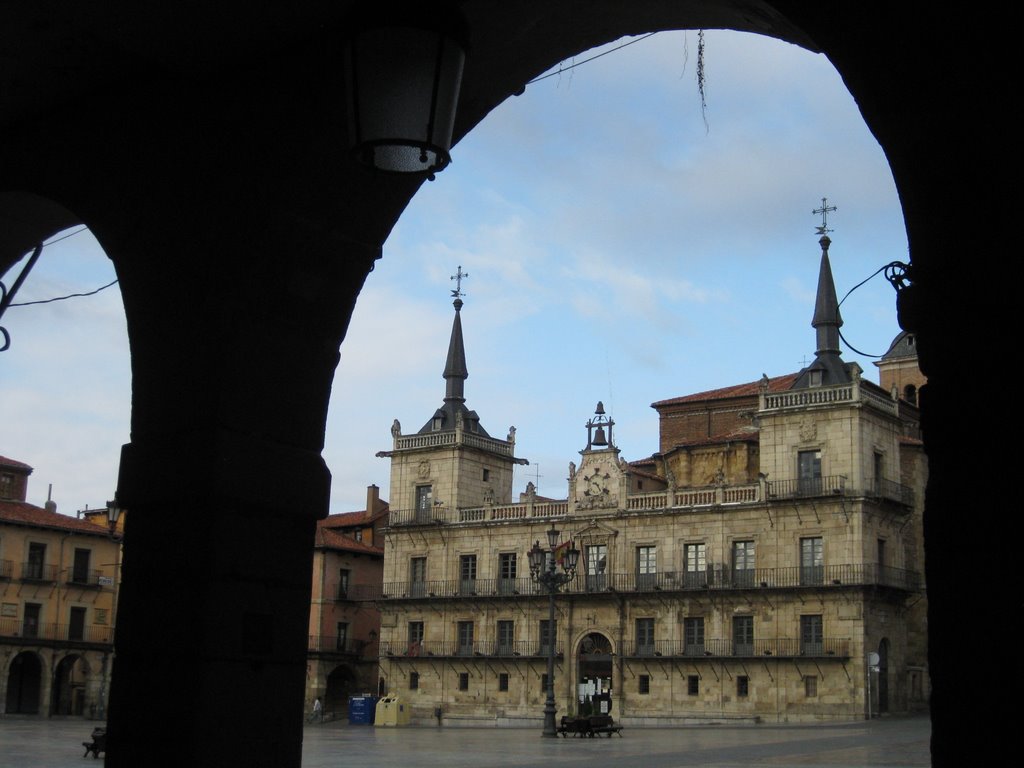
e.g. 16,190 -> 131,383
450,265 -> 468,298
813,197 -> 837,235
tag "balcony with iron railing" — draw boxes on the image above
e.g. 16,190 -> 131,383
385,477 -> 911,530
350,563 -> 921,602
0,617 -> 114,645
620,637 -> 850,660
66,569 -> 104,588
307,635 -> 373,656
19,561 -> 58,583
0,558 -> 12,579
380,639 -> 563,659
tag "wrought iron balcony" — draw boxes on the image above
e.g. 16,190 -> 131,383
0,617 -> 114,644
351,562 -> 920,601
307,634 -> 372,656
20,561 -> 57,583
0,558 -> 12,579
66,569 -> 104,588
621,637 -> 850,659
380,639 -> 563,659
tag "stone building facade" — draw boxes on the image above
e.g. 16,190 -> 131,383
363,241 -> 927,725
305,485 -> 388,718
0,457 -> 120,718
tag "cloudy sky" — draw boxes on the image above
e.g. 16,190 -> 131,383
1,30 -> 907,516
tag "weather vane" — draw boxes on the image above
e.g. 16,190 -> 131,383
812,197 -> 837,235
450,265 -> 468,298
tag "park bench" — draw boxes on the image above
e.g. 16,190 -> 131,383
586,714 -> 623,737
557,714 -> 623,737
82,727 -> 107,758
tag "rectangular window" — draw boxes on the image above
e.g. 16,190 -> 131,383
459,554 -> 477,593
410,557 -> 427,597
498,553 -> 517,594
687,675 -> 699,696
539,619 -> 556,655
483,468 -> 490,482
800,615 -> 824,655
338,568 -> 351,598
877,538 -> 886,571
499,672 -> 509,691
71,548 -> 91,584
585,544 -> 607,591
496,620 -> 515,655
798,450 -> 822,495
457,620 -> 474,655
636,545 -> 657,589
26,542 -> 46,580
684,616 -> 705,655
541,673 -> 549,694
635,617 -> 655,656
731,540 -> 755,587
408,621 -> 424,653
805,675 -> 818,697
458,672 -> 469,691
684,542 -> 706,588
336,622 -> 349,651
733,615 -> 754,656
638,674 -> 650,694
415,485 -> 433,520
409,672 -> 420,690
874,451 -> 884,495
69,606 -> 86,641
737,676 -> 749,697
800,537 -> 824,585
23,602 -> 40,638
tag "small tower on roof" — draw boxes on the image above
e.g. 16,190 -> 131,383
793,199 -> 861,388
378,267 -> 526,516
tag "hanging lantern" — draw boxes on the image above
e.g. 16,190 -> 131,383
344,18 -> 465,178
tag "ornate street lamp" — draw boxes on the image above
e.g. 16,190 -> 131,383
528,526 -> 579,737
343,10 -> 466,179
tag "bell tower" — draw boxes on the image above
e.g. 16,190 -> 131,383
378,268 -> 526,517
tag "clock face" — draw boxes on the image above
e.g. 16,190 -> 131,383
575,456 -> 621,510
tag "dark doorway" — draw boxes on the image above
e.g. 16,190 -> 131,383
52,654 -> 88,716
5,651 -> 42,714
877,638 -> 890,714
325,665 -> 356,716
577,633 -> 613,715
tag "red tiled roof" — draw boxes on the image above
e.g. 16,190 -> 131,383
0,499 -> 110,536
0,456 -> 32,471
652,372 -> 799,408
630,466 -> 666,483
314,525 -> 383,555
321,507 -> 389,530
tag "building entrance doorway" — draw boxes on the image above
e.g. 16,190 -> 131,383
877,638 -> 890,714
325,665 -> 356,716
576,633 -> 613,716
52,654 -> 88,715
5,651 -> 42,714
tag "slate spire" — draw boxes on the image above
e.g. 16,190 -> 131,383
444,297 -> 468,403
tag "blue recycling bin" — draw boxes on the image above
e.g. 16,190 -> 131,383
348,695 -> 379,725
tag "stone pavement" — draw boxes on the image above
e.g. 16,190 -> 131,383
0,714 -> 930,767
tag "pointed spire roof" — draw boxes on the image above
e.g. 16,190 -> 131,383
793,234 -> 856,389
417,293 -> 490,437
444,297 -> 468,402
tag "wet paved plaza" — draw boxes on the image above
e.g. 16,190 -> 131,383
0,714 -> 930,767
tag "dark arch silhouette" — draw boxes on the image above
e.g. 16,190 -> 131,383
0,5 -> 1004,766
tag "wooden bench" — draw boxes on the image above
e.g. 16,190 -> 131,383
82,727 -> 107,758
587,714 -> 623,737
557,714 -> 623,737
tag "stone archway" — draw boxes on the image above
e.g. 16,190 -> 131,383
5,651 -> 43,714
324,665 -> 357,716
576,632 -> 614,716
52,654 -> 90,716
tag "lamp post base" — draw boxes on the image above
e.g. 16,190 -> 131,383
542,696 -> 558,737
